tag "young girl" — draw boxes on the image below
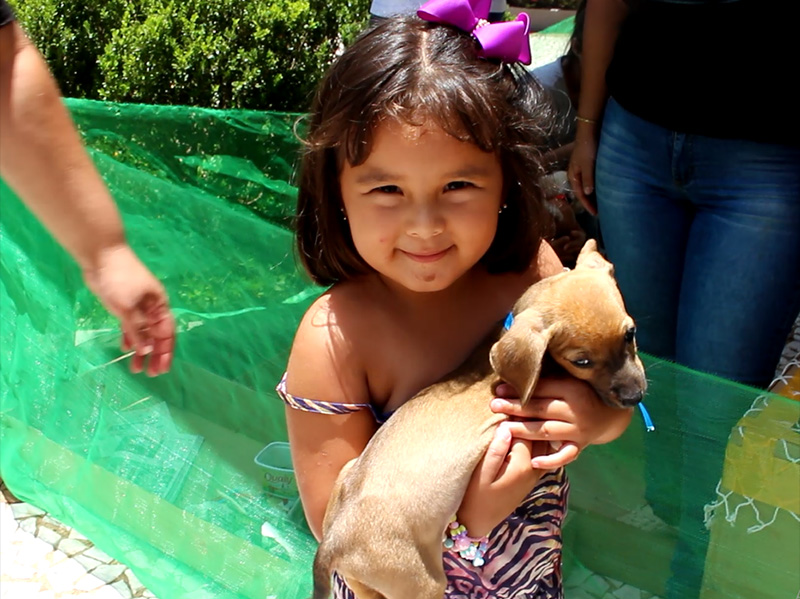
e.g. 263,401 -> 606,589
279,11 -> 632,599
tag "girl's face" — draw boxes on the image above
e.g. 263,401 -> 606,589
339,119 -> 504,293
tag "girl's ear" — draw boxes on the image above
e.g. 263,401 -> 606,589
489,311 -> 551,406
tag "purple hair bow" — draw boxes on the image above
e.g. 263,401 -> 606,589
417,0 -> 531,65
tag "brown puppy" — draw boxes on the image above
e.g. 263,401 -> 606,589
311,240 -> 646,599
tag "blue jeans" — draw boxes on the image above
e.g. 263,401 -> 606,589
595,97 -> 800,598
596,97 -> 800,388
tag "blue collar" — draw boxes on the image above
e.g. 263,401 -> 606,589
503,312 -> 514,330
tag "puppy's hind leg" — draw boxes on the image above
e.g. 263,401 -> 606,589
311,542 -> 335,599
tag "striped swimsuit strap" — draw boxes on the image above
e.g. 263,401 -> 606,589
276,373 -> 379,418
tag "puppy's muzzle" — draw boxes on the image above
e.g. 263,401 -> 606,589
614,388 -> 645,407
603,380 -> 646,409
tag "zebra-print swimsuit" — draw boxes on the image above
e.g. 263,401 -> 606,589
277,374 -> 567,599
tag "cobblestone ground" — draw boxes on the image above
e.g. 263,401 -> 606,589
564,563 -> 664,599
2,469 -> 659,599
0,481 -> 158,599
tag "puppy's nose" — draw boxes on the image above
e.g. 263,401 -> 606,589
618,389 -> 644,407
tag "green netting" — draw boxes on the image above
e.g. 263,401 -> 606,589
540,15 -> 576,35
1,99 -> 798,599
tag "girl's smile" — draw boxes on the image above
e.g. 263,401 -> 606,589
400,246 -> 454,263
339,119 -> 504,292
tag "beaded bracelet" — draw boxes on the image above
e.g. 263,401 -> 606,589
443,516 -> 489,567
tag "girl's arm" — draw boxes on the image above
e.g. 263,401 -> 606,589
567,0 -> 630,214
286,409 -> 377,541
456,426 -> 550,537
283,296 -> 378,541
452,241 -> 567,537
445,382 -> 625,539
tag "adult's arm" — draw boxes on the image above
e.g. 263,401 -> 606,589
0,20 -> 174,375
567,0 -> 629,214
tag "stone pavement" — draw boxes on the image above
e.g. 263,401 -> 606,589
0,481 -> 157,599
1,477 -> 659,599
565,568 -> 664,599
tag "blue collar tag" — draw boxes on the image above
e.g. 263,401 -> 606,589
503,312 -> 514,330
639,403 -> 655,432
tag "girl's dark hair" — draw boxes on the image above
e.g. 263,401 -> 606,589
296,16 -> 553,286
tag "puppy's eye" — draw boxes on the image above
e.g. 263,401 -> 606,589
571,358 -> 593,368
625,326 -> 637,343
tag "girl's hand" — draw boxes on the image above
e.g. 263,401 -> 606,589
456,423 -> 549,537
492,376 -> 633,470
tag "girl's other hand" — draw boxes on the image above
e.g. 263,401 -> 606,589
492,376 -> 633,470
457,423 -> 549,537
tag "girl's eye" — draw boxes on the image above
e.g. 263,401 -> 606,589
371,185 -> 401,194
444,181 -> 475,192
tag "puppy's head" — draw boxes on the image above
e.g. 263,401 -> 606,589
489,240 -> 647,409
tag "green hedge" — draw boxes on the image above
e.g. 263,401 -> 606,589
9,0 -> 370,111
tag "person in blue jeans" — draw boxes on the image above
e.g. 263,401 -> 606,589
567,1 -> 800,597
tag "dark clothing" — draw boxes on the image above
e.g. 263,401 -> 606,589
0,0 -> 14,27
606,0 -> 796,146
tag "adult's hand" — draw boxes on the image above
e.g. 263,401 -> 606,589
84,244 -> 174,376
568,125 -> 600,215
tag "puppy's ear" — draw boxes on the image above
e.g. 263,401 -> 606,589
489,312 -> 550,406
575,239 -> 614,275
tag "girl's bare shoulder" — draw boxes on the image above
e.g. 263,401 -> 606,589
284,279 -> 380,403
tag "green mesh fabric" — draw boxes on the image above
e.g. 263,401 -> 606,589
540,15 -> 575,35
1,99 -> 798,599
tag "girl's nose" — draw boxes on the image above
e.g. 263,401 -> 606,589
406,205 -> 444,238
